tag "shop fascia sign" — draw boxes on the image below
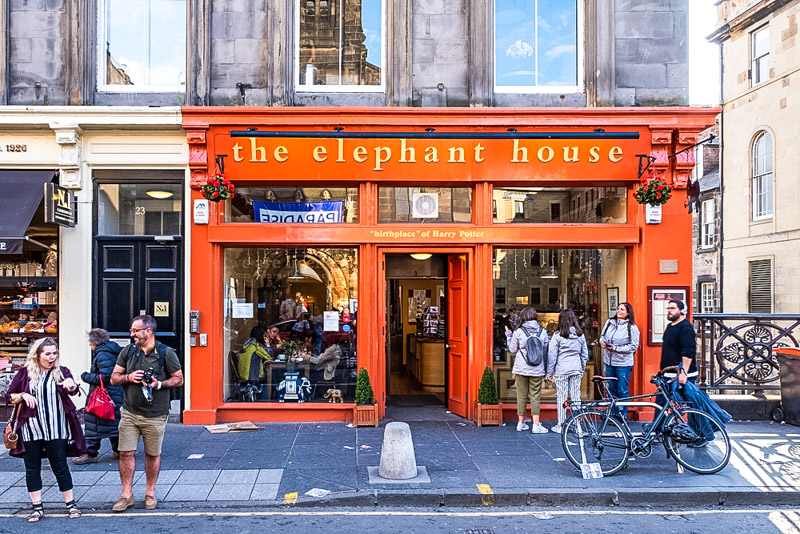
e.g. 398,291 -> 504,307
218,131 -> 642,181
43,183 -> 76,227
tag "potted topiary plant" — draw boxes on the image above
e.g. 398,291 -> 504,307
353,367 -> 378,427
473,366 -> 502,427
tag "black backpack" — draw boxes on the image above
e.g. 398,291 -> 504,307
522,326 -> 547,367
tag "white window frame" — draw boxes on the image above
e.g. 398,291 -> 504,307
294,0 -> 386,93
700,198 -> 715,248
96,0 -> 187,93
751,26 -> 770,87
700,282 -> 715,314
751,131 -> 773,221
493,0 -> 584,94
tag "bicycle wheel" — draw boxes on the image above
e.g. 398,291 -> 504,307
664,408 -> 731,474
561,410 -> 630,476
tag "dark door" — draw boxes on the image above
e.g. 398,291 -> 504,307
94,237 -> 184,399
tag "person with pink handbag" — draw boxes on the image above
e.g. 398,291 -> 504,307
73,329 -> 123,465
6,337 -> 86,522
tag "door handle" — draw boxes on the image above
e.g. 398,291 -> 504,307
445,343 -> 452,349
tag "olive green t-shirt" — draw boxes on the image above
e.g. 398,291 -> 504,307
116,341 -> 181,418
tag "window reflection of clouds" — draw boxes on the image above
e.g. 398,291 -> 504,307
106,0 -> 186,87
362,2 -> 383,68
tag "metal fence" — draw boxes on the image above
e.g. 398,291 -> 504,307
695,313 -> 800,394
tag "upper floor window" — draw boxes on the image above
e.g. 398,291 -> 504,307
296,0 -> 385,92
97,0 -> 186,92
494,0 -> 581,93
700,282 -> 715,314
748,259 -> 772,313
700,198 -> 715,248
751,26 -> 769,86
751,131 -> 773,221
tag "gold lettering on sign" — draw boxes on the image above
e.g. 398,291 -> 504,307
609,146 -> 623,162
274,146 -> 289,162
511,139 -> 529,162
374,146 -> 391,171
313,145 -> 327,162
399,139 -> 416,163
232,143 -> 243,162
353,146 -> 368,163
474,143 -> 485,162
563,146 -> 579,163
588,146 -> 600,163
250,137 -> 268,162
448,147 -> 465,163
537,146 -> 554,163
424,147 -> 439,162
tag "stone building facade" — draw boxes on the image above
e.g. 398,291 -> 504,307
709,0 -> 800,313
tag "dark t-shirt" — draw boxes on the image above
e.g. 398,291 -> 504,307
116,341 -> 181,418
659,319 -> 697,375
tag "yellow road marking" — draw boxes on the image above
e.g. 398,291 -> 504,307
283,492 -> 298,505
476,484 -> 495,506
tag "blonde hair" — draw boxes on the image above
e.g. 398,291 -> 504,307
26,337 -> 63,388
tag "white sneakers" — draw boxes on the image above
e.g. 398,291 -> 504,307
550,424 -> 563,434
531,424 -> 549,434
516,422 -> 530,432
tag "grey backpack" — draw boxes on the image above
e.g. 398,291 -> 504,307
522,326 -> 547,367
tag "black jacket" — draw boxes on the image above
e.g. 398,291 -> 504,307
81,341 -> 124,439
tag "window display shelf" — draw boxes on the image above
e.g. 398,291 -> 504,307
0,331 -> 57,338
0,276 -> 58,289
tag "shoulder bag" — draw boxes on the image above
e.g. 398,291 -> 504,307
85,375 -> 115,420
3,403 -> 21,449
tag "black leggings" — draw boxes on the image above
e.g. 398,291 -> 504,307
23,439 -> 74,493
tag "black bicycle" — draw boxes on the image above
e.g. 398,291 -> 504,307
560,366 -> 731,476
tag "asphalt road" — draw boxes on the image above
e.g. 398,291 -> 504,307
1,506 -> 799,534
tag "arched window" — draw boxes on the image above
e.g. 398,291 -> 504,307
752,132 -> 773,220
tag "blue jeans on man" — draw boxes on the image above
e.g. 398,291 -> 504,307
606,365 -> 633,418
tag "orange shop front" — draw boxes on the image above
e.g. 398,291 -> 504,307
181,107 -> 717,425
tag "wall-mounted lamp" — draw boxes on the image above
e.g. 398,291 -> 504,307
146,190 -> 173,199
410,253 -> 432,261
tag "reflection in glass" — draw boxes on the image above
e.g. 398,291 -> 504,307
97,183 -> 183,236
224,247 -> 358,403
495,0 -> 578,89
493,187 -> 626,224
226,187 -> 358,223
491,247 -> 627,403
103,0 -> 186,88
378,187 -> 472,223
298,0 -> 383,88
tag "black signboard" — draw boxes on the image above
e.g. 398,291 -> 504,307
44,183 -> 76,227
0,238 -> 23,254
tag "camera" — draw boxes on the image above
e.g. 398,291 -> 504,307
141,367 -> 155,405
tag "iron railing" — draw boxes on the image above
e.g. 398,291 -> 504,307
695,313 -> 800,393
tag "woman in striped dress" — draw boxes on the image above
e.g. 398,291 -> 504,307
6,337 -> 86,522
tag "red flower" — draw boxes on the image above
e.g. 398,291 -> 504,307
657,184 -> 665,190
213,191 -> 219,198
213,179 -> 220,187
229,183 -> 235,190
231,193 -> 235,198
656,193 -> 662,198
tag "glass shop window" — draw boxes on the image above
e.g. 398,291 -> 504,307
296,0 -> 384,91
491,247 -> 627,404
97,0 -> 186,91
226,186 -> 358,223
493,187 -> 627,224
223,247 -> 359,403
96,183 -> 183,236
495,0 -> 581,92
378,187 -> 472,223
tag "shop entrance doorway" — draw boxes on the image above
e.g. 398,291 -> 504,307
384,252 -> 469,418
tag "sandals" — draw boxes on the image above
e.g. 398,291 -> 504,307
27,502 -> 44,523
66,499 -> 81,519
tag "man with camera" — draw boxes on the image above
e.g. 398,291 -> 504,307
110,315 -> 183,512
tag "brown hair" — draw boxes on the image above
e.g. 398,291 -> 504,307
557,309 -> 583,338
517,307 -> 538,327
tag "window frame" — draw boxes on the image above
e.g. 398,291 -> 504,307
751,26 -> 770,87
96,0 -> 187,93
294,0 -> 387,93
751,131 -> 774,221
700,198 -> 715,248
493,0 -> 584,94
748,258 -> 773,314
700,281 -> 715,314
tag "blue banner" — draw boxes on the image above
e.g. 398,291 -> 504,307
253,201 -> 343,223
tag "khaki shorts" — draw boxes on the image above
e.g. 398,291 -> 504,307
118,408 -> 169,456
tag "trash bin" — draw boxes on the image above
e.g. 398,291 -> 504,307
775,348 -> 800,427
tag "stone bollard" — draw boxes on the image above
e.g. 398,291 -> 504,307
378,422 -> 417,480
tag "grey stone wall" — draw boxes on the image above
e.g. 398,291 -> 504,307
614,0 -> 689,106
7,0 -> 68,105
0,0 -> 691,108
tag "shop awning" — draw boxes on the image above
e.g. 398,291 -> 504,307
0,170 -> 55,255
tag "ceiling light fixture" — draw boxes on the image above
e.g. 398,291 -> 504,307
410,253 -> 432,261
146,190 -> 173,199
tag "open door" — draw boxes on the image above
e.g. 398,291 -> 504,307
447,254 -> 469,417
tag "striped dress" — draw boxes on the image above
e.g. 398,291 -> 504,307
21,370 -> 71,442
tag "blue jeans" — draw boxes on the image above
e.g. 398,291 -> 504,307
606,365 -> 633,418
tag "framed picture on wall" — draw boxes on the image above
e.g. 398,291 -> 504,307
647,286 -> 689,345
607,287 -> 619,316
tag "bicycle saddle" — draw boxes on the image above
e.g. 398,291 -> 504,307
591,376 -> 618,383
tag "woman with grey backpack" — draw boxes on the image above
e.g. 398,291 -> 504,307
505,307 -> 549,434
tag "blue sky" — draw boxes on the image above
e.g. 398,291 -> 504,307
689,0 -> 720,105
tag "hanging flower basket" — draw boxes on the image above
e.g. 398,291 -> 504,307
634,170 -> 671,206
201,173 -> 235,202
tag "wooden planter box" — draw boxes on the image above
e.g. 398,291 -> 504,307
354,404 -> 379,427
473,402 -> 502,427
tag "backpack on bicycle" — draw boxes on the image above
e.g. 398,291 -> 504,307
521,326 -> 548,367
